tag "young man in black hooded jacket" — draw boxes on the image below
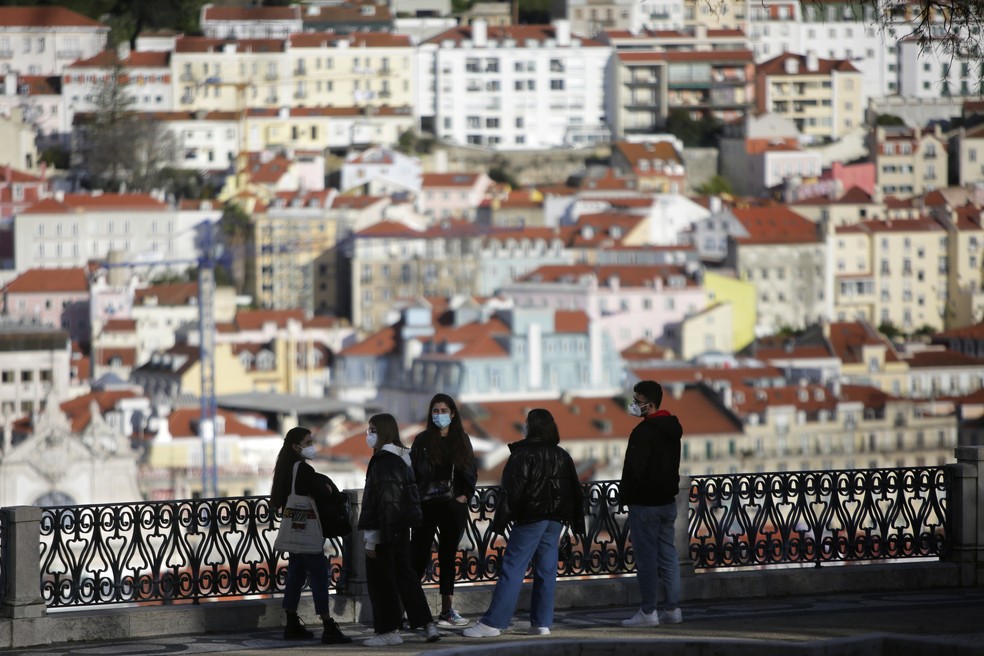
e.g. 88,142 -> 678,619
619,380 -> 684,627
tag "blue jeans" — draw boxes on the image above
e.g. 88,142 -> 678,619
627,503 -> 680,613
283,551 -> 331,616
482,519 -> 563,630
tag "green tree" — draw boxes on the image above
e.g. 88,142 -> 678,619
666,109 -> 722,148
876,114 -> 907,126
78,61 -> 140,190
219,202 -> 253,294
878,321 -> 904,341
695,175 -> 733,195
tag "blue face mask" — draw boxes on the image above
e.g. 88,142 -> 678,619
432,413 -> 452,429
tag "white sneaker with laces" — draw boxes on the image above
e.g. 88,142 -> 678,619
658,608 -> 683,624
621,608 -> 660,627
364,630 -> 403,646
529,626 -> 551,635
462,622 -> 501,638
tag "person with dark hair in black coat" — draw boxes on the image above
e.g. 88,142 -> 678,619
269,426 -> 351,644
463,408 -> 585,638
358,413 -> 440,647
410,393 -> 477,628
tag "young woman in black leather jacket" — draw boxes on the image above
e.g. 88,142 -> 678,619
358,413 -> 440,647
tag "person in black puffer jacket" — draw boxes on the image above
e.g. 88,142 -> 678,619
463,408 -> 585,639
358,413 -> 440,647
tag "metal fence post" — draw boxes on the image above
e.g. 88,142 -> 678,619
945,446 -> 984,587
676,479 -> 694,579
0,506 -> 46,619
340,489 -> 368,596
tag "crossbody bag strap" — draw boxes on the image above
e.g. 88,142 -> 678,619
291,461 -> 301,496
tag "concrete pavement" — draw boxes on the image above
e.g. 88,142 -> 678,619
6,586 -> 984,656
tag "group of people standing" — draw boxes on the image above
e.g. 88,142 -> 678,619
269,380 -> 683,646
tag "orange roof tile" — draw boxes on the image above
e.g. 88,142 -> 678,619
59,389 -> 142,432
827,321 -> 901,364
235,309 -> 306,331
22,193 -> 167,214
0,6 -> 106,27
757,52 -> 860,76
426,24 -> 605,47
906,350 -> 984,368
338,325 -> 399,357
733,207 -> 819,244
203,6 -> 300,21
167,408 -> 278,438
134,282 -> 199,306
3,268 -> 88,293
102,319 -> 137,332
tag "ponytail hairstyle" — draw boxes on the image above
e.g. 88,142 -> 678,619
270,426 -> 310,509
423,393 -> 474,468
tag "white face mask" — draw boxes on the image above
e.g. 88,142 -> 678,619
432,413 -> 452,429
300,445 -> 317,459
366,430 -> 378,449
628,402 -> 647,417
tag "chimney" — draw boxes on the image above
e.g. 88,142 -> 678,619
472,19 -> 488,47
116,41 -> 130,62
3,72 -> 16,96
554,19 -> 571,46
806,50 -> 819,72
784,56 -> 799,75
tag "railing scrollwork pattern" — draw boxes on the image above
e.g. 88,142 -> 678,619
39,497 -> 344,608
688,467 -> 948,568
34,467 -> 949,608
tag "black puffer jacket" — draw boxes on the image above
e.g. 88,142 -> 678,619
491,436 -> 586,536
410,430 -> 478,501
358,445 -> 422,545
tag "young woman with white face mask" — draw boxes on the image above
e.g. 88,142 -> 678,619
269,427 -> 351,645
409,393 -> 477,628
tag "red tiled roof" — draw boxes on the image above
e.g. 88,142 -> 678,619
426,24 -> 605,47
235,309 -> 306,331
167,408 -> 278,438
613,140 -> 684,168
421,173 -> 482,188
94,346 -> 137,367
0,6 -> 106,28
289,32 -> 412,48
630,365 -> 785,386
338,325 -> 399,357
757,52 -> 861,76
906,350 -> 984,368
355,220 -> 423,238
59,390 -> 142,432
330,195 -> 387,210
69,50 -> 169,68
827,321 -> 901,364
102,319 -> 137,332
174,37 -> 287,54
618,49 -> 754,63
732,207 -> 819,245
13,75 -> 60,95
521,264 -> 696,288
934,321 -> 984,340
203,6 -> 300,21
22,193 -> 167,214
134,282 -> 199,306
3,268 -> 88,294
621,339 -> 668,360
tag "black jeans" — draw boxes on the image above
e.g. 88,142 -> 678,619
366,530 -> 433,633
411,499 -> 468,597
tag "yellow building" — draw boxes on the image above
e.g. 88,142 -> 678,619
870,124 -> 948,199
703,271 -> 756,351
287,33 -> 415,109
940,204 -> 984,329
826,321 -> 910,396
833,217 -> 948,333
755,51 -> 863,142
679,302 -> 734,359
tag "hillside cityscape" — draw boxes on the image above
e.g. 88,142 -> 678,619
1,0 -> 983,507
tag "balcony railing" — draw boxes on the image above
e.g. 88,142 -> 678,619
15,465 -> 951,610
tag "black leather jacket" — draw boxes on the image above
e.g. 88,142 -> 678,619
619,410 -> 683,507
491,436 -> 586,536
410,430 -> 478,502
358,445 -> 422,545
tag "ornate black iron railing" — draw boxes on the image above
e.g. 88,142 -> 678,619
36,467 -> 950,608
688,467 -> 948,568
39,497 -> 344,608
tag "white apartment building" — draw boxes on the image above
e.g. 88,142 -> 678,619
13,191 -> 202,274
200,4 -> 303,40
0,6 -> 108,77
419,20 -> 611,150
340,146 -> 422,194
63,50 -> 173,131
172,37 -> 290,112
898,37 -> 983,99
0,73 -> 67,150
154,110 -> 240,172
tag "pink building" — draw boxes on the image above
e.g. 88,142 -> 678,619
417,172 -> 493,220
500,263 -> 706,351
2,267 -> 91,346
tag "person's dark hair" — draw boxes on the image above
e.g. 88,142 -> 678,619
525,408 -> 560,446
370,413 -> 404,449
270,426 -> 310,509
422,393 -> 474,468
633,380 -> 663,409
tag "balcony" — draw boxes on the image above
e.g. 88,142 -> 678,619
56,49 -> 82,59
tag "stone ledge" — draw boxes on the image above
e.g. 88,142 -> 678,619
0,560 -> 963,649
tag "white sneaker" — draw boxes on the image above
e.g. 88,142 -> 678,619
462,622 -> 501,638
621,609 -> 660,627
364,630 -> 403,646
425,622 -> 441,642
529,626 -> 551,635
659,608 -> 683,624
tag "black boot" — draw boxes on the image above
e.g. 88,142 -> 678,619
321,617 -> 353,644
284,611 -> 314,640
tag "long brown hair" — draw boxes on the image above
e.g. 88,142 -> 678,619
421,393 -> 474,468
270,426 -> 309,509
370,413 -> 404,449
